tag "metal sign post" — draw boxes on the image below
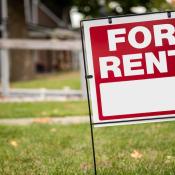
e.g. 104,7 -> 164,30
80,22 -> 97,175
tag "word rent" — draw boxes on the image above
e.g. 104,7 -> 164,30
100,24 -> 175,79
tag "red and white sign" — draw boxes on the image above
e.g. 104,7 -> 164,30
82,12 -> 175,127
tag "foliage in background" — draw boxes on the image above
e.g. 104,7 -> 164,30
73,0 -> 101,17
41,0 -> 173,18
148,0 -> 173,11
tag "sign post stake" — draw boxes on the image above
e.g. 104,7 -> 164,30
80,22 -> 97,175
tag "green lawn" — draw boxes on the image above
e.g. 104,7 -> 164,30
0,101 -> 88,119
0,122 -> 175,174
10,71 -> 81,90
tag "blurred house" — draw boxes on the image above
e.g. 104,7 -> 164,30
7,0 -> 80,81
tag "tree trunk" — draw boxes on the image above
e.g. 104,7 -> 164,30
8,0 -> 35,81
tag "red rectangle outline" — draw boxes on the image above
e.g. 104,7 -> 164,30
93,21 -> 175,121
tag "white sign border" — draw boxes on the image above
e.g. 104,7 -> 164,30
81,12 -> 175,127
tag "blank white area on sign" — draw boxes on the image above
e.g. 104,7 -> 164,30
100,77 -> 175,117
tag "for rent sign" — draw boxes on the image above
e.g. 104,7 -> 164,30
81,12 -> 175,127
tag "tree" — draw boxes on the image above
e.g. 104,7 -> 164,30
8,0 -> 35,81
72,0 -> 172,17
148,0 -> 173,11
73,0 -> 100,17
40,0 -> 173,20
72,0 -> 151,17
